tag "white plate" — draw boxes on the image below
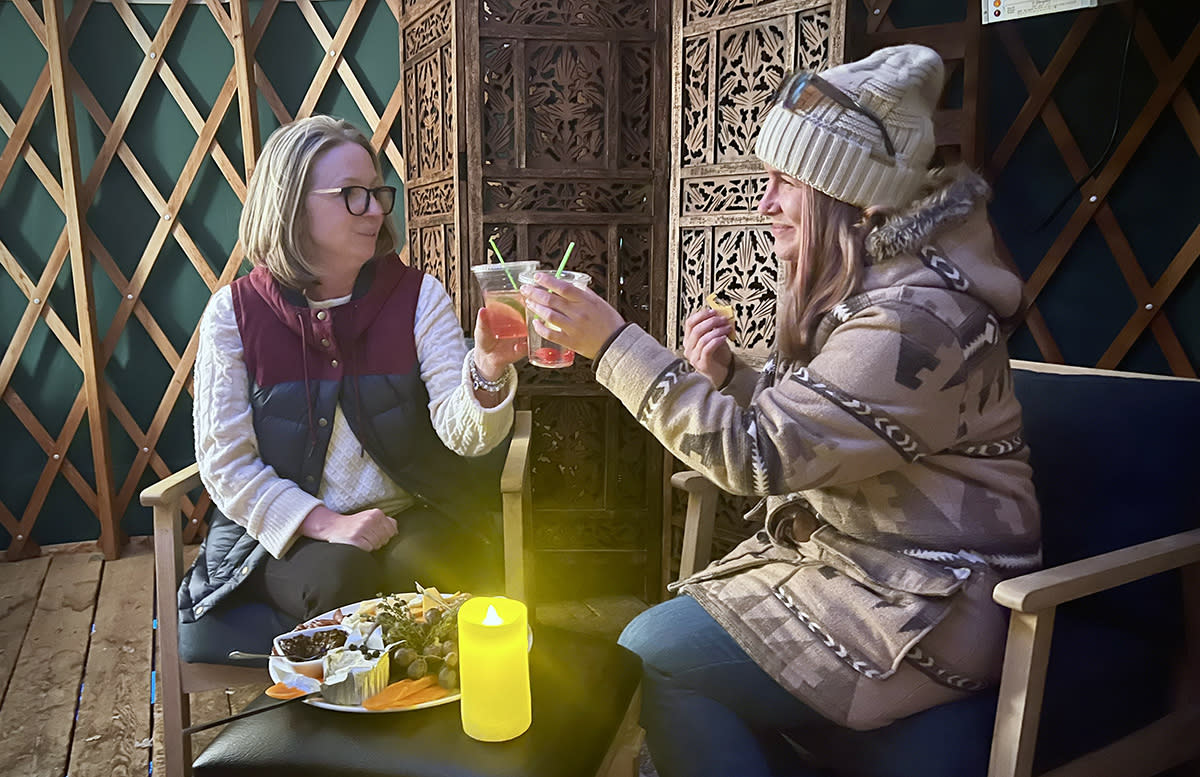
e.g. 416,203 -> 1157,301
269,595 -> 461,714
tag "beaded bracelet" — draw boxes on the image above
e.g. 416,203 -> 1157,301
468,353 -> 509,394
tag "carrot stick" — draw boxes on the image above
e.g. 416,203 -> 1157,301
265,682 -> 310,700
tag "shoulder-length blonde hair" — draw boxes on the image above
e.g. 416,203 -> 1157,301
238,115 -> 399,291
776,183 -> 875,360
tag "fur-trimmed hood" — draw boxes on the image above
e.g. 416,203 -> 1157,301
858,165 -> 1024,319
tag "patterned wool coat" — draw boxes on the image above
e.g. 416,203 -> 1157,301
596,168 -> 1041,730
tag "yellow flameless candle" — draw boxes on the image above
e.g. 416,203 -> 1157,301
457,596 -> 531,741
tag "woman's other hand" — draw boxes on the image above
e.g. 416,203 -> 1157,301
300,505 -> 397,552
472,307 -> 527,381
521,272 -> 626,360
683,308 -> 733,387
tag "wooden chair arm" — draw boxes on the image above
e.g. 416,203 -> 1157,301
140,462 -> 201,508
989,527 -> 1200,777
669,470 -> 722,581
992,527 -> 1200,612
502,410 -> 532,602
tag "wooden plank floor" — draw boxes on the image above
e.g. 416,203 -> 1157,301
0,539 -> 259,777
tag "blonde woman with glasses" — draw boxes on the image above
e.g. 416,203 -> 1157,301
178,116 -> 525,654
522,46 -> 1039,777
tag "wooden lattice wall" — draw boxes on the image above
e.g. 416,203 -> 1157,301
985,1 -> 1200,377
1,0 -> 407,560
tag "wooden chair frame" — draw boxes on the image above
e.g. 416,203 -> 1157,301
666,362 -> 1200,777
140,409 -> 533,777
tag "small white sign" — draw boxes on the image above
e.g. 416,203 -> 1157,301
982,0 -> 1101,24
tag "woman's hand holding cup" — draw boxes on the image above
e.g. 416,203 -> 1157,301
521,272 -> 625,362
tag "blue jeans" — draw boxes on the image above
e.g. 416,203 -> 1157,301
618,595 -> 830,777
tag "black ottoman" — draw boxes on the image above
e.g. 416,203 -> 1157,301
193,625 -> 642,777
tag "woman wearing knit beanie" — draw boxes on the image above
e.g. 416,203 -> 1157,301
522,45 -> 1039,777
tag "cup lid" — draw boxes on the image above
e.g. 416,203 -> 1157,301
518,269 -> 591,286
471,260 -> 539,276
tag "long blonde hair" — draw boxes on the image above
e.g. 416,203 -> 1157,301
238,115 -> 398,291
776,183 -> 874,360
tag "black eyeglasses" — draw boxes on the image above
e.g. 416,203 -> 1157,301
309,185 -> 397,216
770,70 -> 896,157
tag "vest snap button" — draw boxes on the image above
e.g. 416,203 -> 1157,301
316,310 -> 327,320
305,475 -> 315,482
318,417 -> 329,427
331,359 -> 339,368
321,338 -> 330,347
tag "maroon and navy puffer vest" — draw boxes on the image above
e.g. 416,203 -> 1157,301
178,254 -> 505,623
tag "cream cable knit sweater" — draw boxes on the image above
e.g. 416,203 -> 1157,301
193,274 -> 515,560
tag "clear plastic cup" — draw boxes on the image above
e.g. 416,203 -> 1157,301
471,262 -> 539,342
518,269 -> 592,368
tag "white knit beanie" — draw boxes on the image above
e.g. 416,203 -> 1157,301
754,45 -> 945,210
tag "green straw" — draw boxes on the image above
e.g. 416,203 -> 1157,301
554,241 -> 576,277
487,236 -> 519,290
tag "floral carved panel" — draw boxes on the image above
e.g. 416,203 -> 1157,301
713,226 -> 777,350
530,226 -> 609,299
404,0 -> 451,59
680,36 -> 711,168
682,174 -> 768,214
526,42 -> 607,167
529,395 -> 608,506
481,39 -> 516,165
481,0 -> 651,28
484,180 -> 651,213
716,20 -> 788,162
409,181 -> 456,218
442,42 -> 456,174
618,226 -> 652,330
687,0 -> 755,26
415,55 -> 445,180
620,43 -> 654,169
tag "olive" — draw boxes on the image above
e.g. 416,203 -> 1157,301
422,642 -> 444,657
442,650 -> 458,668
438,666 -> 458,689
407,657 -> 428,679
425,609 -> 442,625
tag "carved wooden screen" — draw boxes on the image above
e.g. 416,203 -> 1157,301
663,0 -> 847,584
400,0 -> 462,317
668,0 -> 847,354
463,0 -> 671,605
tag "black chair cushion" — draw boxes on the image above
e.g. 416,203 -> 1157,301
1012,367 -> 1200,638
193,625 -> 641,777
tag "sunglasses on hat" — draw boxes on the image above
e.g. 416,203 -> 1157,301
769,70 -> 896,158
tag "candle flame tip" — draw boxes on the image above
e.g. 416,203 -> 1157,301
482,604 -> 504,625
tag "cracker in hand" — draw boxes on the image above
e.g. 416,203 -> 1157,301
706,293 -> 736,337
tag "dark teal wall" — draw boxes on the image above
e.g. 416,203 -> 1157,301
984,1 -> 1200,372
